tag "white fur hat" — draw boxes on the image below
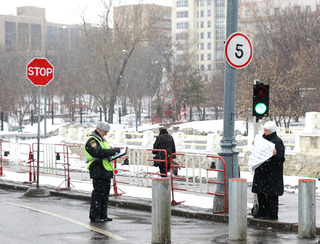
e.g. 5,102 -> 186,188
96,121 -> 110,132
263,121 -> 277,132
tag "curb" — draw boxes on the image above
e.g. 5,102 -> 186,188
1,181 -> 319,234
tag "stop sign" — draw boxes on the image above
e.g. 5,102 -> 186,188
26,57 -> 54,86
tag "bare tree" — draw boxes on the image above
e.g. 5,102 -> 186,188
82,1 -> 160,123
238,2 -> 320,127
0,52 -> 38,128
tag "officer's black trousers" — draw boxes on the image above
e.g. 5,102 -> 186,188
89,178 -> 111,220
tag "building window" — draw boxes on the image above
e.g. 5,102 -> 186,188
216,30 -> 225,40
207,20 -> 211,28
18,22 -> 29,51
177,1 -> 188,7
201,54 -> 204,61
216,51 -> 224,61
208,64 -> 212,70
306,6 -> 311,13
201,43 -> 204,50
177,43 -> 187,50
216,19 -> 225,29
207,42 -> 211,50
177,22 -> 188,29
201,10 -> 204,17
5,21 -> 16,51
216,41 -> 224,51
245,10 -> 251,18
216,0 -> 225,7
200,32 -> 204,39
216,30 -> 226,40
207,53 -> 211,60
47,26 -> 57,51
207,31 -> 211,38
208,9 -> 212,17
216,8 -> 225,18
177,11 -> 188,18
200,21 -> 204,28
31,24 -> 42,51
208,0 -> 212,6
200,65 -> 205,71
200,0 -> 205,6
176,32 -> 188,40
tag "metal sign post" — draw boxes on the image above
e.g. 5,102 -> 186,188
36,87 -> 41,188
214,0 -> 240,212
26,57 -> 54,189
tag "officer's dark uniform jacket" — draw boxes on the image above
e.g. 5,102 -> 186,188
84,130 -> 119,179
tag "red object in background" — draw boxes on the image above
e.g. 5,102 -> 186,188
164,110 -> 173,117
183,104 -> 186,120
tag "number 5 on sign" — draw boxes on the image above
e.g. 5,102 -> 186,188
225,32 -> 253,69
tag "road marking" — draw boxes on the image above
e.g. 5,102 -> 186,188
2,201 -> 126,241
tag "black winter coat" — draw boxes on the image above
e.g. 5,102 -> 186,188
252,132 -> 285,196
153,133 -> 176,161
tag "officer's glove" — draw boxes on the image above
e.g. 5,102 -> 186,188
114,148 -> 121,155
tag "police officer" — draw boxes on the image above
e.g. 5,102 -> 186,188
84,121 -> 120,223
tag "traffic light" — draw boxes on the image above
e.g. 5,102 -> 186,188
252,83 -> 269,118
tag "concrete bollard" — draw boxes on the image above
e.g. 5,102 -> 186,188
152,178 -> 171,244
229,179 -> 247,241
298,179 -> 316,238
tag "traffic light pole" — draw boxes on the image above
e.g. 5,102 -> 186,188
213,0 -> 239,212
251,80 -> 260,214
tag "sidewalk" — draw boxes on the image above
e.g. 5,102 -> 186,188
0,170 -> 319,235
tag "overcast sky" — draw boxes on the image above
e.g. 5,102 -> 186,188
1,0 -> 172,25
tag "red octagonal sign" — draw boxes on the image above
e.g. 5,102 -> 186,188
26,57 -> 54,86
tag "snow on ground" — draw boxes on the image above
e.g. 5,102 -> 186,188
0,118 -> 318,211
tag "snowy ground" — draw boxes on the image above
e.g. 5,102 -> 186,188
0,118 -> 318,212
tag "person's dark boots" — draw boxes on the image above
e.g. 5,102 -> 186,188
90,218 -> 104,223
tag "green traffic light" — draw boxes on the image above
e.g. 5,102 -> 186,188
254,103 -> 267,115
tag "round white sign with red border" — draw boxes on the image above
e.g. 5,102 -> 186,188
224,32 -> 253,69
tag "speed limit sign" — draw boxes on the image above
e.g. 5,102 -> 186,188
225,32 -> 253,69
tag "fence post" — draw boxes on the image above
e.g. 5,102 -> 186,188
152,178 -> 171,244
298,179 -> 316,238
229,178 -> 247,241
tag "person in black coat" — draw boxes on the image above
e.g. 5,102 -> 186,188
252,121 -> 285,220
153,127 -> 176,177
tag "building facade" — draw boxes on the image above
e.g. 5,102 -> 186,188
239,0 -> 320,37
0,6 -> 84,57
172,0 -> 227,81
113,4 -> 171,43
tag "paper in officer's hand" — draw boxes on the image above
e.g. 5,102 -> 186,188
110,147 -> 127,161
247,135 -> 275,171
119,147 -> 127,155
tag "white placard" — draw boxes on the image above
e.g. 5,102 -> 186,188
247,135 -> 275,171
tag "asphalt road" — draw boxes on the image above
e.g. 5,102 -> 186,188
0,188 -> 318,244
